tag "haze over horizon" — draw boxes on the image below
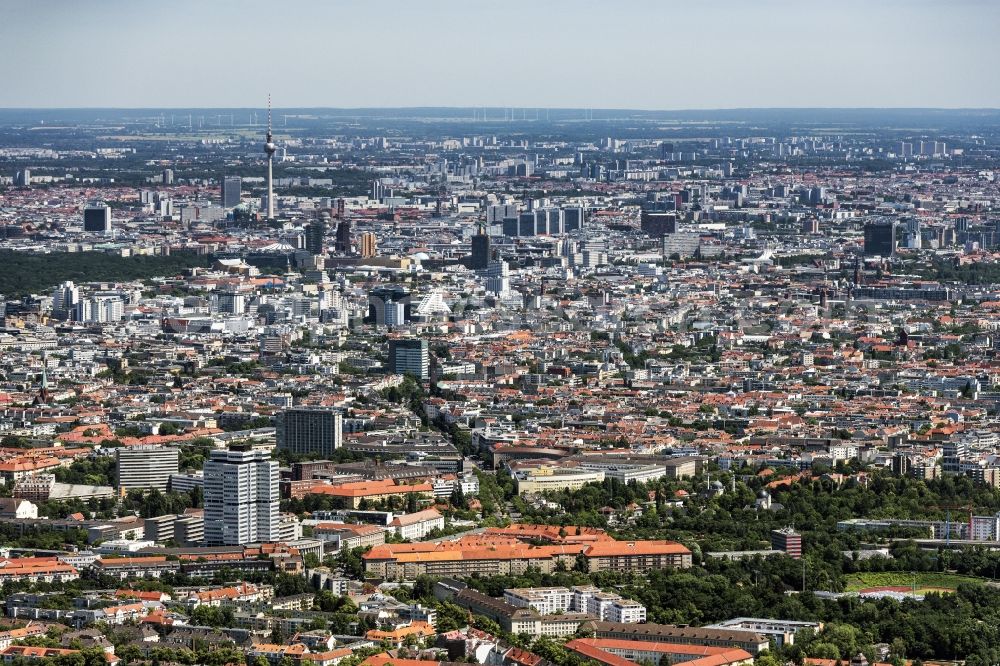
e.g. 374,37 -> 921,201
2,0 -> 999,110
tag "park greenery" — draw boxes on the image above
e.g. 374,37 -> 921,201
0,250 -> 209,297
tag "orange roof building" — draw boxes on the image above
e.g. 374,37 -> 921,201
363,530 -> 690,580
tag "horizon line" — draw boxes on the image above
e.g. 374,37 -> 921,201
1,105 -> 1000,112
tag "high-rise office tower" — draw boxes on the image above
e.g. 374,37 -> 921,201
484,260 -> 511,295
51,281 -> 81,321
486,204 -> 518,223
162,169 -> 174,185
116,446 -> 179,492
358,232 -> 377,258
216,291 -> 245,315
640,212 -> 678,238
389,338 -> 429,380
905,218 -> 922,249
385,299 -> 406,328
276,408 -> 343,457
14,170 -> 30,187
203,446 -> 278,546
335,219 -> 352,254
372,180 -> 385,202
563,206 -> 585,233
470,225 -> 491,270
863,221 -> 896,257
305,214 -> 328,256
369,286 -> 410,326
83,204 -> 112,234
263,95 -> 276,220
221,176 -> 242,208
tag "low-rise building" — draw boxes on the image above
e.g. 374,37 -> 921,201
0,557 -> 79,583
579,621 -> 770,655
704,618 -> 822,648
512,466 -> 605,495
0,498 -> 38,519
313,523 -> 386,552
93,556 -> 179,580
504,587 -> 573,615
388,509 -> 445,541
566,638 -> 753,666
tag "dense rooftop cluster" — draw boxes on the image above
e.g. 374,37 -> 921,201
0,108 -> 998,666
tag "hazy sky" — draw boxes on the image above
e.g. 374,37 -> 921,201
2,0 -> 999,109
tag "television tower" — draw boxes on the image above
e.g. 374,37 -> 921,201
264,94 -> 277,220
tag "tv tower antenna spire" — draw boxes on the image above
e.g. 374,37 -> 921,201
264,94 -> 276,220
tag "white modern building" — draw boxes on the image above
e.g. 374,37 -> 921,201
609,599 -> 647,623
387,508 -> 444,541
504,587 -> 573,615
432,474 -> 480,499
88,294 -> 125,323
503,585 -> 646,623
203,446 -> 278,546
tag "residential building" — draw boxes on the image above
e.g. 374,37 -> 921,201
504,587 -> 573,615
0,497 -> 39,519
203,446 -> 279,546
276,409 -> 343,457
116,446 -> 179,492
313,522 -> 386,552
770,527 -> 802,559
565,638 -> 753,666
221,176 -> 242,208
364,537 -> 690,580
579,621 -> 770,655
387,508 -> 444,540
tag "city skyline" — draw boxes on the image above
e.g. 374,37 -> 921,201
2,0 -> 999,109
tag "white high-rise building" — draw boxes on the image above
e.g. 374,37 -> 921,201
484,259 -> 512,296
116,446 -> 179,492
385,299 -> 405,328
203,446 -> 278,546
51,281 -> 81,321
216,291 -> 246,315
89,294 -> 125,323
485,276 -> 511,296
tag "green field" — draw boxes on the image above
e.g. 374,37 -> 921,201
844,572 -> 985,593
